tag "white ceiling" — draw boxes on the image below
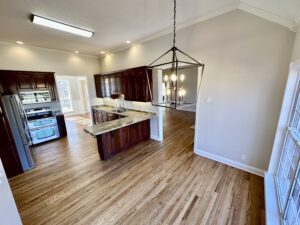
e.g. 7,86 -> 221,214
0,0 -> 299,56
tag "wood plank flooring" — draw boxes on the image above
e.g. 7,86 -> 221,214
9,109 -> 265,225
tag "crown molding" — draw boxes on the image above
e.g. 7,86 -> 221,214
238,2 -> 297,32
111,3 -> 239,54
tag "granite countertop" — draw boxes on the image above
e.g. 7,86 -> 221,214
84,105 -> 156,137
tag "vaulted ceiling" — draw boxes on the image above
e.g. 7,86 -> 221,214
0,0 -> 299,56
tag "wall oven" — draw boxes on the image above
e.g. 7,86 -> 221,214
25,107 -> 60,144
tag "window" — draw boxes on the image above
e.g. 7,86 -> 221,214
276,77 -> 300,224
57,80 -> 73,113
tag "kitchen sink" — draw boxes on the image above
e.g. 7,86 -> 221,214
112,108 -> 126,113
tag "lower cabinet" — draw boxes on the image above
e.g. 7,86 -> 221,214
96,120 -> 150,160
56,115 -> 67,137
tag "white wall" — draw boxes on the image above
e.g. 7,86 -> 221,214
99,10 -> 295,172
0,41 -> 100,75
0,41 -> 101,109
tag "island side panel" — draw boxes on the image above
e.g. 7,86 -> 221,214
96,119 -> 150,160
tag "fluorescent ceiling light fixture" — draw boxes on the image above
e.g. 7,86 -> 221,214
31,15 -> 94,38
16,41 -> 24,45
126,40 -> 131,44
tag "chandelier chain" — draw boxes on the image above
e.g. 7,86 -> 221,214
173,0 -> 176,47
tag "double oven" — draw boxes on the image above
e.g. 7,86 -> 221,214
25,107 -> 60,145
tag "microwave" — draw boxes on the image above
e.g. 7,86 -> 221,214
19,90 -> 51,105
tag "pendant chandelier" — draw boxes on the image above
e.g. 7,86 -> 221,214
146,0 -> 205,109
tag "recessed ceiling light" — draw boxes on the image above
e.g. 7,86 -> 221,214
100,51 -> 105,54
16,41 -> 24,45
126,40 -> 131,44
74,51 -> 79,54
31,15 -> 94,38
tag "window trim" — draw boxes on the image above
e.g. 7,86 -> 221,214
57,79 -> 73,113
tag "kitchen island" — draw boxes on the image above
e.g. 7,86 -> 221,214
84,105 -> 156,160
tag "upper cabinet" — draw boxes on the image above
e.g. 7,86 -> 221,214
94,66 -> 152,102
16,74 -> 34,89
0,71 -> 58,101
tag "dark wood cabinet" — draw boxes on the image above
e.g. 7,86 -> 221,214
32,74 -> 47,89
56,114 -> 67,137
0,71 -> 18,94
0,100 -> 23,178
97,119 -> 150,160
45,75 -> 58,101
94,66 -> 152,102
94,75 -> 102,98
0,70 -> 58,101
16,74 -> 33,89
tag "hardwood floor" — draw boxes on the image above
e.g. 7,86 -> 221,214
9,109 -> 265,225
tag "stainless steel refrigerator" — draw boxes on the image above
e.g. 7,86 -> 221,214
1,95 -> 35,171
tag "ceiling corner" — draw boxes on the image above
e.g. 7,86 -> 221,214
238,1 -> 296,32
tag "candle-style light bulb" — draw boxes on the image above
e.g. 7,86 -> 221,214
170,73 -> 177,82
164,75 -> 169,82
180,74 -> 185,81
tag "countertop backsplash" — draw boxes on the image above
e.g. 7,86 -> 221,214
101,98 -> 157,113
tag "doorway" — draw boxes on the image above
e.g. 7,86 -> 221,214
55,75 -> 91,117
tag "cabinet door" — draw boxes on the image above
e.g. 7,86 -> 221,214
56,114 -> 67,137
115,73 -> 122,94
104,75 -> 111,98
32,75 -> 47,89
15,74 -> 33,89
0,73 -> 15,94
0,103 -> 23,178
145,69 -> 152,102
127,70 -> 136,101
141,120 -> 150,139
94,75 -> 103,98
135,69 -> 145,101
110,130 -> 121,154
120,126 -> 130,149
46,75 -> 57,101
110,74 -> 116,94
121,72 -> 129,99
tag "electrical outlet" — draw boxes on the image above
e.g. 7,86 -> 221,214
241,154 -> 246,161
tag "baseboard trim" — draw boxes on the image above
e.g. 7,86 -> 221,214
150,135 -> 161,141
194,148 -> 265,177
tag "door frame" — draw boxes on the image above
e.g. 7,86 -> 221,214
77,76 -> 90,114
